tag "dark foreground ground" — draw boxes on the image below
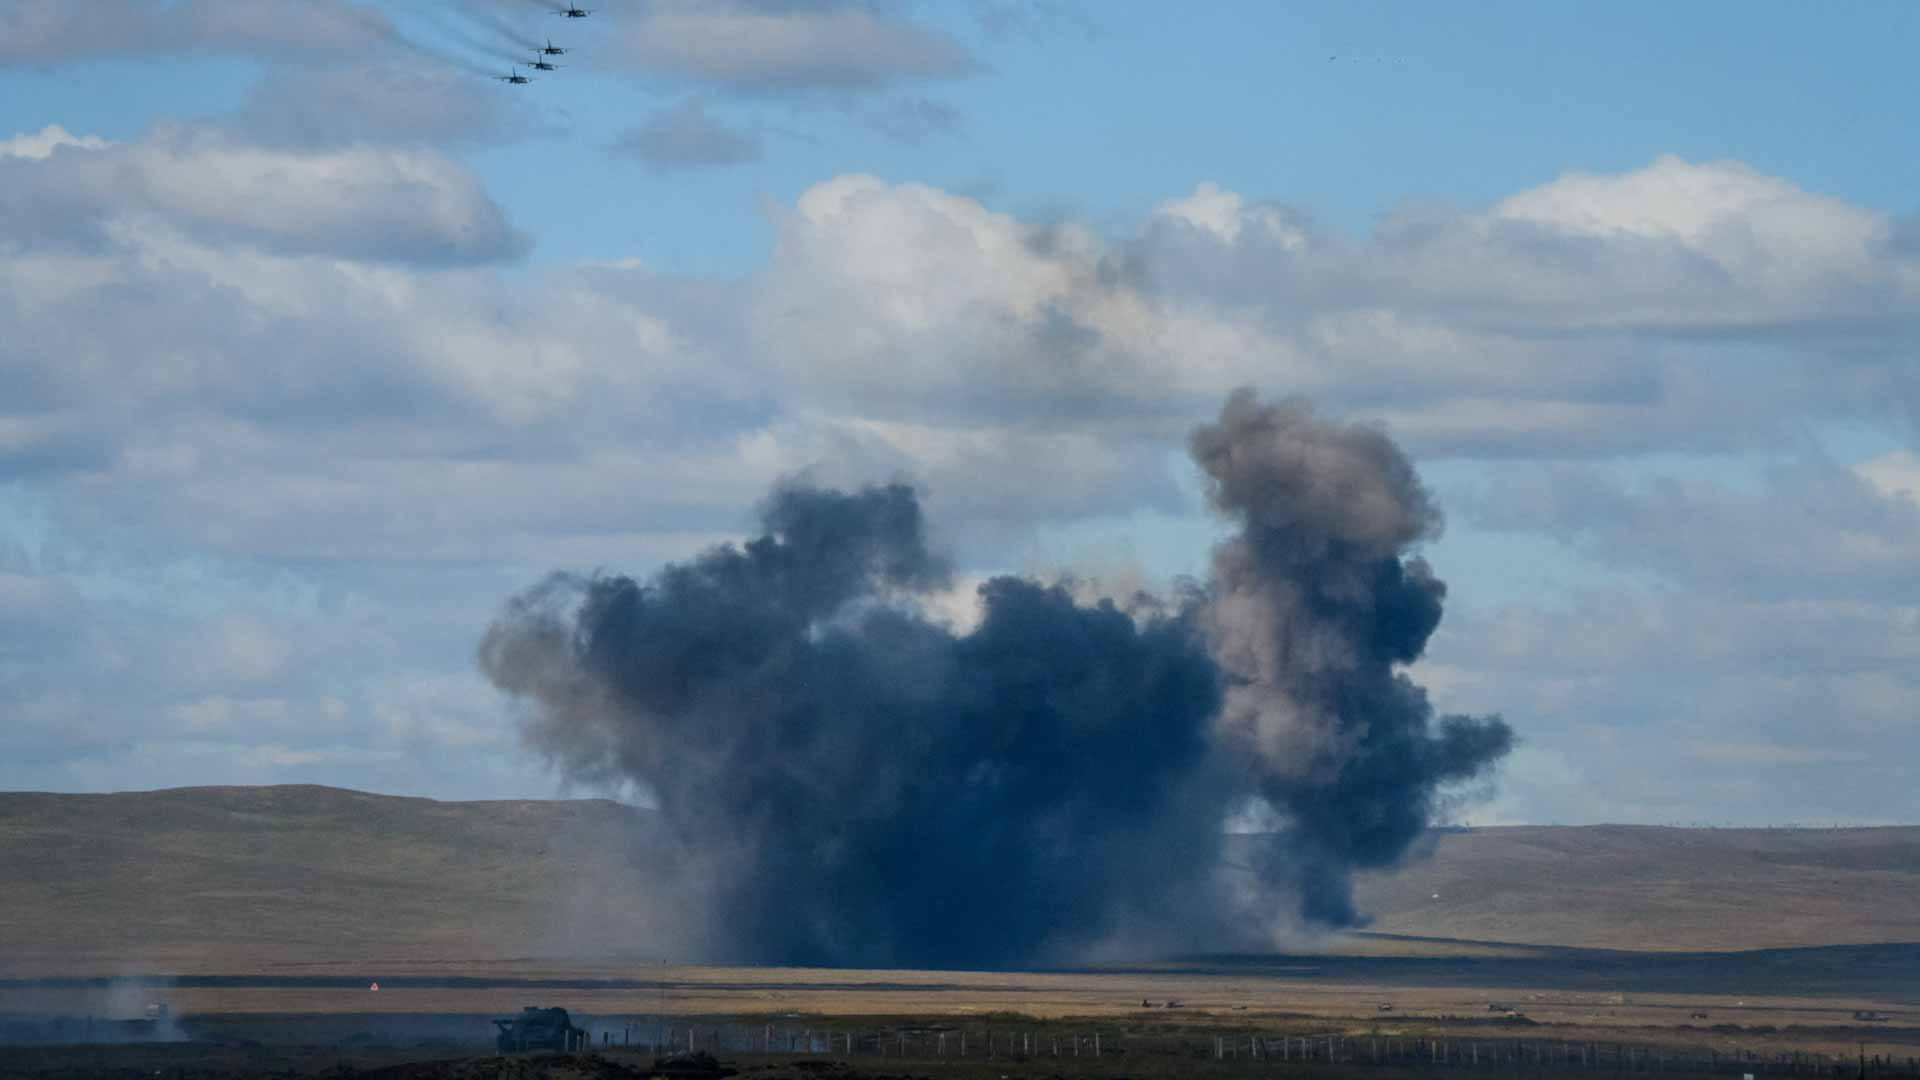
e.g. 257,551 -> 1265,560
6,943 -> 1920,1078
6,1044 -> 1920,1080
7,1012 -> 1920,1080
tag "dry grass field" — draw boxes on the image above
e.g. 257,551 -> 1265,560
1348,826 -> 1920,951
4,785 -> 1918,1074
6,785 -> 1919,975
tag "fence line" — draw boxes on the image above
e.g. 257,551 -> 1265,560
571,1017 -> 1919,1076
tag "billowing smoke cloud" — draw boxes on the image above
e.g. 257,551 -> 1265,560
1194,390 -> 1514,924
479,391 -> 1511,966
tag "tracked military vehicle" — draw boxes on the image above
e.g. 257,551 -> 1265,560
493,1006 -> 587,1052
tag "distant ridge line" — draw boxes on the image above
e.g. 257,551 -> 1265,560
6,785 -> 1912,828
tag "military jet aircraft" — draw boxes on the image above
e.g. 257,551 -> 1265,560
529,56 -> 561,71
494,66 -> 532,84
541,37 -> 567,55
553,4 -> 591,16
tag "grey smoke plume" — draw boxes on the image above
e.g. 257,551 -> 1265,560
1194,389 -> 1513,924
480,392 -> 1511,966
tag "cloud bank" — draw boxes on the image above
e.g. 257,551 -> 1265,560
0,85 -> 1913,834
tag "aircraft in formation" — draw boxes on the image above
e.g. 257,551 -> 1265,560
496,14 -> 587,85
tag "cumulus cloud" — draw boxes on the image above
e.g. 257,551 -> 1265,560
0,125 -> 528,263
4,142 -> 1918,826
0,124 -> 107,159
8,152 -> 1918,559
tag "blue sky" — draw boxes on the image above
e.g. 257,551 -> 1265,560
1,0 -> 1917,828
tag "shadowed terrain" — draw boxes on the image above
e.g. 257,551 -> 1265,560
3,786 -> 1918,977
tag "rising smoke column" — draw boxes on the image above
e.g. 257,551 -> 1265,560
480,485 -> 1234,967
479,392 -> 1512,965
1192,389 -> 1512,924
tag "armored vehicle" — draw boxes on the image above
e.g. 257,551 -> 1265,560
494,1006 -> 587,1052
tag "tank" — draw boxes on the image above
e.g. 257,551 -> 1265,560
493,1006 -> 587,1052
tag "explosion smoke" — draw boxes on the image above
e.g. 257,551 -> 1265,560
1194,390 -> 1513,923
480,391 -> 1511,966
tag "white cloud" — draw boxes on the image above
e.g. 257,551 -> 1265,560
1154,182 -> 1305,248
0,125 -> 527,263
1856,450 -> 1920,504
1496,154 -> 1878,248
4,143 -> 1919,821
0,124 -> 108,160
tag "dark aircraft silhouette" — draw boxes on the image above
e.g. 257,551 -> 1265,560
541,37 -> 567,55
494,67 -> 532,84
554,4 -> 591,16
529,56 -> 560,71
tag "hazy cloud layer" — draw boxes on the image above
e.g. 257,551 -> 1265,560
232,60 -> 518,147
601,1 -> 975,93
614,99 -> 762,171
0,0 -> 391,63
1,106 -> 1914,829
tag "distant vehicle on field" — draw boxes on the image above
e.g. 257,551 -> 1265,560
494,1006 -> 588,1052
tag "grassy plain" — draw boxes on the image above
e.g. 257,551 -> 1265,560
6,786 -> 1920,975
4,787 -> 1918,1074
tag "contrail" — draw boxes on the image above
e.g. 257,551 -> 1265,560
388,34 -> 501,79
364,10 -> 503,79
480,390 -> 1513,967
423,8 -> 531,67
465,7 -> 542,52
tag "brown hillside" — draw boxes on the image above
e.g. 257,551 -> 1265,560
0,785 -> 663,976
3,787 -> 1916,976
1352,824 -> 1920,951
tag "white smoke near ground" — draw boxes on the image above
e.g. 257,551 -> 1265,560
0,978 -> 185,1045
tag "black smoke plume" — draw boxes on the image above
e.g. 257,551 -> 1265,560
480,391 -> 1511,966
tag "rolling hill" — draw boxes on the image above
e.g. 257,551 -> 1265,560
1351,823 -> 1920,951
2,785 -> 1916,976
